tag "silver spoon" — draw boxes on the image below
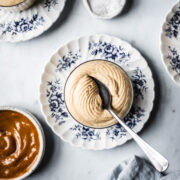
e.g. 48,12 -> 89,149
91,76 -> 169,172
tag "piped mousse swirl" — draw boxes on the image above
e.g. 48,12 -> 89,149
65,60 -> 133,128
0,110 -> 40,179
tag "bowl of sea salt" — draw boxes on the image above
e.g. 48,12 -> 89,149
83,0 -> 126,19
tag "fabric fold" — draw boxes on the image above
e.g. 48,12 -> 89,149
106,156 -> 165,180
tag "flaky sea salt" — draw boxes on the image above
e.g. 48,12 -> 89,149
83,0 -> 126,19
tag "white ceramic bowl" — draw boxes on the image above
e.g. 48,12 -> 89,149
83,0 -> 126,19
0,106 -> 45,180
0,0 -> 36,12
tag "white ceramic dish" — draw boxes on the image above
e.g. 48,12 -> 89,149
0,0 -> 66,42
0,106 -> 45,180
83,0 -> 126,19
160,1 -> 180,85
40,34 -> 155,150
0,0 -> 36,12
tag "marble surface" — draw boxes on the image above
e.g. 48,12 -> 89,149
0,0 -> 179,179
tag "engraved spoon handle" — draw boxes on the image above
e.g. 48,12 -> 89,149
109,108 -> 169,172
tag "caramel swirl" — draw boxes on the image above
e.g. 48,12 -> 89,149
65,60 -> 133,128
0,110 -> 40,179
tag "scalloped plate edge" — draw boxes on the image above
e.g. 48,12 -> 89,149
39,34 -> 155,150
160,1 -> 180,86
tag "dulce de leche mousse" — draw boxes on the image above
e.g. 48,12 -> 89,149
65,60 -> 133,128
0,0 -> 24,6
0,110 -> 40,179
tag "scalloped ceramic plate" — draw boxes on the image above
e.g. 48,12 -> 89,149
161,1 -> 180,85
40,34 -> 155,150
0,0 -> 66,42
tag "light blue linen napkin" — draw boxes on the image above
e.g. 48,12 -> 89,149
106,156 -> 180,180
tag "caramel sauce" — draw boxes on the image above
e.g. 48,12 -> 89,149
0,110 -> 40,179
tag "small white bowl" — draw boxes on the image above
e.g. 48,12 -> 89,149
0,106 -> 45,180
83,0 -> 126,19
0,0 -> 36,12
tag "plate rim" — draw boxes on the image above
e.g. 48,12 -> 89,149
0,0 -> 66,43
160,0 -> 180,86
39,34 -> 155,150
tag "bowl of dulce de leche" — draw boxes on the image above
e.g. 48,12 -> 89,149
0,106 -> 45,180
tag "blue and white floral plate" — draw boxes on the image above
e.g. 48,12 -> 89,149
161,1 -> 180,85
0,0 -> 66,42
40,34 -> 155,150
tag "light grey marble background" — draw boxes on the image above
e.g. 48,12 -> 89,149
0,0 -> 179,179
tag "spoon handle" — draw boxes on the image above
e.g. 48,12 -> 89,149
109,109 -> 169,172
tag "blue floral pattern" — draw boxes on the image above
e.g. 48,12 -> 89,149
167,46 -> 180,74
46,79 -> 68,125
0,0 -> 60,38
88,41 -> 130,65
0,14 -> 45,36
56,51 -> 81,72
44,0 -> 58,11
70,125 -> 101,141
131,67 -> 148,99
165,6 -> 180,38
45,40 -> 152,143
106,106 -> 145,140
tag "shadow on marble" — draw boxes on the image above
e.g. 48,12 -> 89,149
41,0 -> 76,37
29,114 -> 57,176
117,0 -> 134,17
